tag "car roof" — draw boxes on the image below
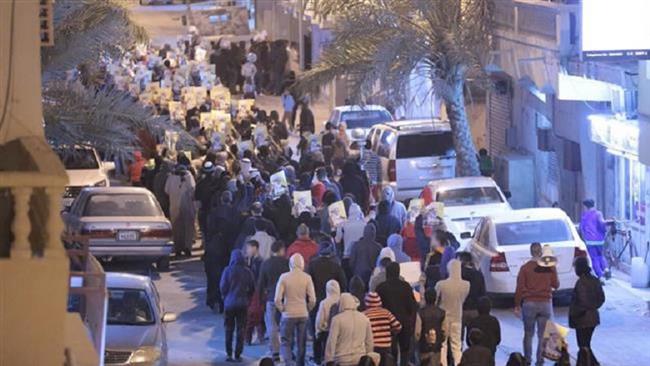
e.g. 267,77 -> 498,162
428,177 -> 499,191
380,119 -> 451,132
333,105 -> 389,112
106,272 -> 152,290
81,187 -> 154,195
487,208 -> 569,224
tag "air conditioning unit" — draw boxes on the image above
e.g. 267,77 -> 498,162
494,153 -> 535,209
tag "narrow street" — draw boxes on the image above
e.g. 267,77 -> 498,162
117,3 -> 650,366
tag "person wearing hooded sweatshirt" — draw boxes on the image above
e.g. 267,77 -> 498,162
369,248 -> 396,292
375,201 -> 402,246
387,234 -> 411,263
315,280 -> 341,365
165,164 -> 196,257
287,224 -> 319,268
258,241 -> 290,361
363,292 -> 402,360
205,191 -> 237,312
325,293 -> 374,366
415,288 -> 446,366
274,254 -> 316,366
376,263 -> 417,366
220,250 -> 256,362
349,224 -> 383,286
348,276 -> 367,311
308,241 -> 347,306
435,260 -> 470,366
335,203 -> 366,258
381,186 -> 408,227
340,161 -> 370,212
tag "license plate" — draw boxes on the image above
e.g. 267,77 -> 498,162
62,198 -> 74,207
117,231 -> 139,241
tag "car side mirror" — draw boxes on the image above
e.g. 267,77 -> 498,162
102,161 -> 116,173
460,232 -> 472,240
503,191 -> 512,199
162,312 -> 177,323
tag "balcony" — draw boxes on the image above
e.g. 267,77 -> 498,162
490,0 -> 580,92
0,136 -> 103,366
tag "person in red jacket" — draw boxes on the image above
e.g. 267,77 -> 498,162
286,224 -> 319,267
128,151 -> 146,186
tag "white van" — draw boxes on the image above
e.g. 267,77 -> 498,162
368,119 -> 456,201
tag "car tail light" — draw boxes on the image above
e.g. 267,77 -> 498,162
574,247 -> 588,259
388,160 -> 396,182
490,252 -> 509,272
141,227 -> 172,239
81,226 -> 114,239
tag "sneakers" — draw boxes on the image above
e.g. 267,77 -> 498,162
226,356 -> 236,363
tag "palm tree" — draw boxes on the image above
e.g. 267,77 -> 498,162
295,0 -> 492,176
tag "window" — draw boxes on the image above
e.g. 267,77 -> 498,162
340,110 -> 392,129
83,194 -> 161,217
56,149 -> 99,170
436,187 -> 504,207
376,130 -> 395,158
107,289 -> 154,325
396,132 -> 454,159
495,219 -> 573,246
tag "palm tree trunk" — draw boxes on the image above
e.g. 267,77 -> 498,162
444,80 -> 480,176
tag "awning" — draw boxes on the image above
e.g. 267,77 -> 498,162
558,73 -> 624,102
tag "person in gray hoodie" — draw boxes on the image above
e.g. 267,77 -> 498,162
325,293 -> 374,366
349,224 -> 382,285
435,259 -> 470,366
387,234 -> 411,263
382,186 -> 408,227
274,253 -> 316,366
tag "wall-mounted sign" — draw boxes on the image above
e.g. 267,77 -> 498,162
39,0 -> 54,46
589,114 -> 639,157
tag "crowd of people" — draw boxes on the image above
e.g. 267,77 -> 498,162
113,28 -> 609,366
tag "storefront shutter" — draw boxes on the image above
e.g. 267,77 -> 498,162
487,86 -> 512,157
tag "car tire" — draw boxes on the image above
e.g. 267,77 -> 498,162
156,256 -> 171,271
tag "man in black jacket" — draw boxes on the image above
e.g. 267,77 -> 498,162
466,297 -> 501,356
235,202 -> 278,248
457,252 -> 486,337
258,241 -> 290,361
376,262 -> 418,366
417,288 -> 446,366
460,329 -> 495,366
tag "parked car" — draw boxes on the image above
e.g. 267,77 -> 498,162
56,147 -> 113,208
139,0 -> 173,5
62,187 -> 173,271
326,105 -> 393,147
104,272 -> 176,366
466,208 -> 588,297
368,119 -> 456,201
420,177 -> 512,247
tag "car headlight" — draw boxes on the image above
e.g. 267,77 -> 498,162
94,180 -> 107,187
130,346 -> 161,363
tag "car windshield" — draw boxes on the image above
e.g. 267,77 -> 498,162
57,149 -> 100,170
107,289 -> 155,326
340,110 -> 392,129
84,194 -> 161,217
437,187 -> 504,207
396,132 -> 454,158
495,219 -> 573,246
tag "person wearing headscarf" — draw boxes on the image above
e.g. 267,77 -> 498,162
349,224 -> 382,286
205,191 -> 237,312
569,257 -> 605,366
325,293 -> 374,366
152,157 -> 172,217
375,200 -> 402,247
435,260 -> 470,366
348,275 -> 367,312
340,161 -> 370,213
164,163 -> 196,257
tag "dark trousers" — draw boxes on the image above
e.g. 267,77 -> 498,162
375,347 -> 392,366
576,327 -> 599,364
392,325 -> 413,366
224,307 -> 248,358
204,260 -> 224,309
314,331 -> 329,364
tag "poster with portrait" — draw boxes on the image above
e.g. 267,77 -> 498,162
168,101 -> 185,123
270,170 -> 289,199
328,201 -> 347,228
158,87 -> 173,105
292,190 -> 312,217
237,99 -> 255,116
210,86 -> 231,111
408,198 -> 424,223
164,130 -> 179,153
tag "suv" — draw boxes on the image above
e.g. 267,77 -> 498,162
56,147 -> 113,207
326,105 -> 393,147
368,119 -> 456,201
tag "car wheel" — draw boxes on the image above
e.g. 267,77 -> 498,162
156,256 -> 171,271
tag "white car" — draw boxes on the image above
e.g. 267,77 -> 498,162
466,208 -> 588,297
420,177 -> 512,247
104,272 -> 176,365
56,147 -> 113,207
326,105 -> 393,147
368,119 -> 456,201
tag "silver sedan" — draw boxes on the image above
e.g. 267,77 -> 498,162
62,187 -> 173,271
